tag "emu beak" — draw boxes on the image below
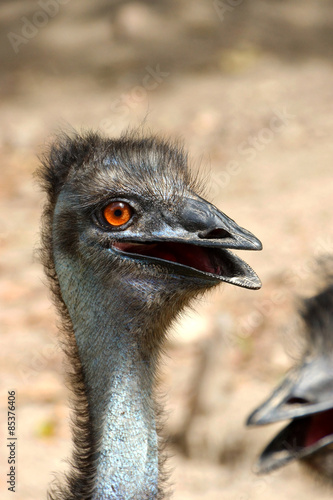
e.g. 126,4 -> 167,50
112,196 -> 262,289
247,357 -> 333,473
173,196 -> 262,288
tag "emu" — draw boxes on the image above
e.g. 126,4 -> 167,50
38,131 -> 262,500
247,277 -> 333,482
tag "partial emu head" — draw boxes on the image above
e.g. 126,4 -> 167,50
38,131 -> 262,500
247,265 -> 333,483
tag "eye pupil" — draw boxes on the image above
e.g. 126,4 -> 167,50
103,201 -> 132,227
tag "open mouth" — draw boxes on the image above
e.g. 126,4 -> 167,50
304,407 -> 333,448
257,406 -> 333,473
111,240 -> 261,289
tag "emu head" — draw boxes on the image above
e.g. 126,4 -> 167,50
40,132 -> 262,321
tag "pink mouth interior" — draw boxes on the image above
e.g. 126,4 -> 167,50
112,241 -> 231,276
304,408 -> 333,447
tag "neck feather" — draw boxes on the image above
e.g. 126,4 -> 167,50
54,252 -> 173,499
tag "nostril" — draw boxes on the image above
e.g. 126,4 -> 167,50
285,397 -> 310,405
198,228 -> 232,239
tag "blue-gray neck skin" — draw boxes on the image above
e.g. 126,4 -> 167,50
54,247 -> 172,499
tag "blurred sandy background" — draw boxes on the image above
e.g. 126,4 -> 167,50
1,1 -> 333,499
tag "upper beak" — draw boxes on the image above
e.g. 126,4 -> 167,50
178,197 -> 263,251
247,360 -> 333,426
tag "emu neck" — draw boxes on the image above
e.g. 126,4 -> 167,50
55,255 -> 165,499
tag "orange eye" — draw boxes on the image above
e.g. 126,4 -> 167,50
103,201 -> 132,227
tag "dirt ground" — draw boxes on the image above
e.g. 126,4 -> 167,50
1,1 -> 333,499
